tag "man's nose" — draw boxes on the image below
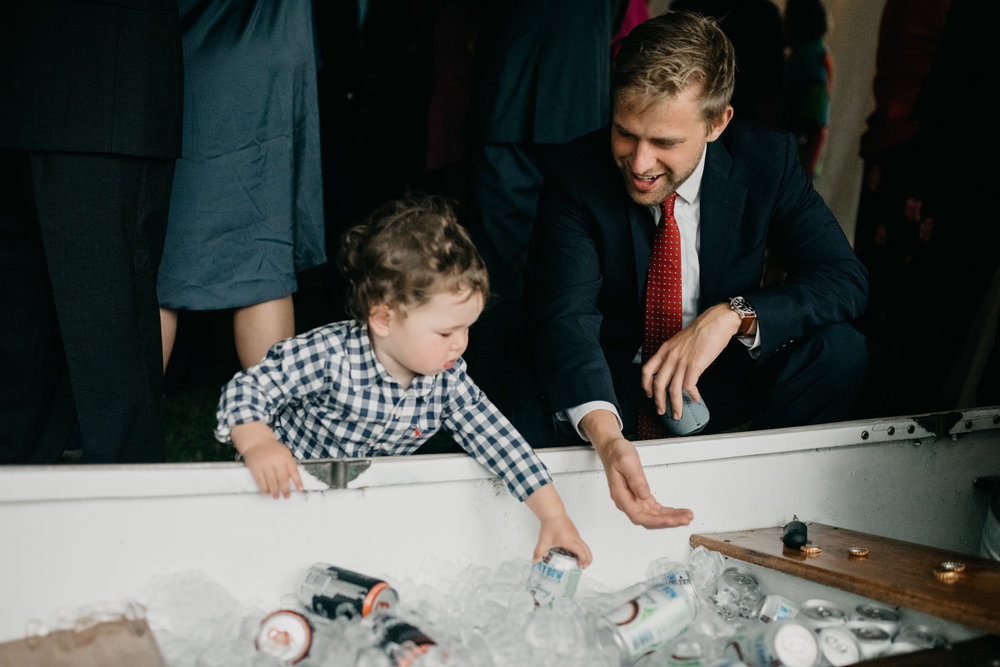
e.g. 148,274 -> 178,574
632,141 -> 658,174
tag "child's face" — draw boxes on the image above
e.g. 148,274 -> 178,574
370,289 -> 484,383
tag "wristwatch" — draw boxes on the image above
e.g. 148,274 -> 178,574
728,296 -> 757,338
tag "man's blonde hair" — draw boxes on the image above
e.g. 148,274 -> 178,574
612,11 -> 736,125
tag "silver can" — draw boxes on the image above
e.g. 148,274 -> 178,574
891,623 -> 950,656
851,603 -> 901,638
601,582 -> 697,664
757,594 -> 799,623
714,568 -> 763,620
647,567 -> 697,599
715,568 -> 759,599
845,620 -> 892,659
726,620 -> 820,667
297,563 -> 399,620
816,626 -> 862,666
798,599 -> 847,630
255,610 -> 312,665
527,547 -> 582,608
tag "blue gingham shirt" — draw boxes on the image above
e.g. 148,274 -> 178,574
215,320 -> 551,501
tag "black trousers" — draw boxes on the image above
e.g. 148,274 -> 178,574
509,322 -> 868,447
0,149 -> 174,463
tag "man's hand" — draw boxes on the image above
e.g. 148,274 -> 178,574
641,302 -> 742,420
581,410 -> 693,529
232,422 -> 303,499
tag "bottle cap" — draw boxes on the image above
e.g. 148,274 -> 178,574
933,561 -> 965,583
847,546 -> 869,558
800,544 -> 822,555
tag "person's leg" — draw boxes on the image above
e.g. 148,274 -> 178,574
160,307 -> 179,373
694,323 -> 867,433
0,149 -> 70,463
750,322 -> 867,429
31,152 -> 174,463
233,295 -> 295,369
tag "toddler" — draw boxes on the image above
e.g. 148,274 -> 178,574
215,197 -> 592,566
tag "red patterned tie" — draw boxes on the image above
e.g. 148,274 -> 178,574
637,193 -> 681,440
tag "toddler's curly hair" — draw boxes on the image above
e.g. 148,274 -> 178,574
338,196 -> 490,320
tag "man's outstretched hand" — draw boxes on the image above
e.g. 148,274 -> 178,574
583,410 -> 693,529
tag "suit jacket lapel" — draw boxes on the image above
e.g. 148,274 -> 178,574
630,199 -> 655,298
698,139 -> 747,307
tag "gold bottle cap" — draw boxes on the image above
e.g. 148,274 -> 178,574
938,561 -> 966,573
933,568 -> 961,583
848,546 -> 870,558
800,545 -> 822,555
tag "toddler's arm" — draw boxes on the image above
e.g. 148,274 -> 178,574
524,483 -> 593,568
232,421 -> 303,499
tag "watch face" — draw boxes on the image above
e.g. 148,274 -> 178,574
730,296 -> 754,315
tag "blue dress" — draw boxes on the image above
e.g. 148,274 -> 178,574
158,0 -> 325,310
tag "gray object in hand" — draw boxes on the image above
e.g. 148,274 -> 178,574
661,390 -> 710,435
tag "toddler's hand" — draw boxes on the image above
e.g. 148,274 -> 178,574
242,438 -> 303,499
535,514 -> 593,568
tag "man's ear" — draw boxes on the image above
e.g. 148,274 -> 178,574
368,304 -> 392,337
706,105 -> 734,142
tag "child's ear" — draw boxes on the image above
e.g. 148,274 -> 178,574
368,304 -> 392,337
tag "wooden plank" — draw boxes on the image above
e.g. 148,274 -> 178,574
690,523 -> 1000,634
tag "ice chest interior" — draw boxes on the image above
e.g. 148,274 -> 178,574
1,406 -> 998,664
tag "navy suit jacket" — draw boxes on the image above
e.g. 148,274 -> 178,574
528,119 -> 869,415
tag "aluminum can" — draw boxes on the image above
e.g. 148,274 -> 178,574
845,620 -> 892,659
757,594 -> 799,623
715,568 -> 758,598
601,581 -> 697,664
714,567 -> 764,619
725,620 -> 820,667
647,567 -> 698,600
798,599 -> 847,630
816,626 -> 862,666
255,609 -> 312,664
297,563 -> 398,621
527,547 -> 582,608
851,603 -> 901,638
371,613 -> 437,667
892,623 -> 949,652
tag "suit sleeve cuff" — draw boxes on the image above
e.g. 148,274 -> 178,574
558,401 -> 624,442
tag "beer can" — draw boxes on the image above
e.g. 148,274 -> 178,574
371,613 -> 437,667
798,599 -> 846,630
647,567 -> 698,600
714,568 -> 763,619
757,594 -> 799,623
527,547 -> 582,609
726,620 -> 820,667
602,581 -> 697,664
851,603 -> 901,638
255,610 -> 312,664
715,568 -> 759,599
297,563 -> 398,620
890,623 -> 949,653
816,626 -> 862,666
845,620 -> 892,659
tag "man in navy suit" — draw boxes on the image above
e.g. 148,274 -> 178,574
524,12 -> 868,528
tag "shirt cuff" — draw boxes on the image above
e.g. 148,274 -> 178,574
558,401 -> 624,442
737,324 -> 762,359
